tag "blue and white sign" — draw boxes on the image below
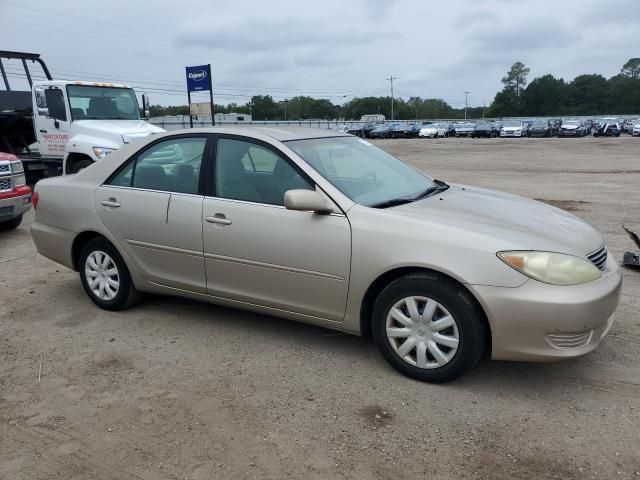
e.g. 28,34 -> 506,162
185,64 -> 211,92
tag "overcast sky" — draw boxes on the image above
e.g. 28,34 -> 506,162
1,0 -> 638,108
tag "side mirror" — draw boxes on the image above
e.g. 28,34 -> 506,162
284,189 -> 333,214
141,92 -> 151,119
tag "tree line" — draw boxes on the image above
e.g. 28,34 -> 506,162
486,58 -> 640,117
149,58 -> 640,120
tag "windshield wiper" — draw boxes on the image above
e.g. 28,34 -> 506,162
369,197 -> 416,209
370,180 -> 450,209
411,179 -> 450,201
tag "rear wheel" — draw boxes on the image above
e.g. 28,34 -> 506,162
0,214 -> 23,231
371,273 -> 486,383
79,237 -> 140,310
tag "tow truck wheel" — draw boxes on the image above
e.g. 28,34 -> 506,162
71,159 -> 94,174
0,214 -> 23,231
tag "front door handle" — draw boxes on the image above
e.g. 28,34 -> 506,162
39,129 -> 47,133
101,198 -> 121,208
205,214 -> 232,226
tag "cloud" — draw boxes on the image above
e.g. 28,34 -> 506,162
174,15 -> 390,53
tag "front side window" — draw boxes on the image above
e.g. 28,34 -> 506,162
109,137 -> 206,194
215,138 -> 312,206
286,136 -> 436,207
44,88 -> 67,121
67,85 -> 140,121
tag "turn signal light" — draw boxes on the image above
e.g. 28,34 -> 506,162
33,191 -> 39,209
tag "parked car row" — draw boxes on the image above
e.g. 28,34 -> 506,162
337,118 -> 640,139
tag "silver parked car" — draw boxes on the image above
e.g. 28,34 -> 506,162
31,127 -> 622,382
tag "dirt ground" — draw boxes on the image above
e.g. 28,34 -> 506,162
1,136 -> 639,479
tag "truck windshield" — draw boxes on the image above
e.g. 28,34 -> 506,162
66,85 -> 141,121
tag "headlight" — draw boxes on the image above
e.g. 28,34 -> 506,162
10,160 -> 24,174
497,251 -> 603,286
93,147 -> 115,159
14,173 -> 26,187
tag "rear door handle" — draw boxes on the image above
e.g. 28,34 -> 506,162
205,215 -> 232,226
39,129 -> 47,133
101,199 -> 121,208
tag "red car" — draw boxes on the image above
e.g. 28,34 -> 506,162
0,153 -> 32,230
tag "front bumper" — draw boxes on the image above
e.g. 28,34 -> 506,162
468,259 -> 622,362
0,191 -> 32,222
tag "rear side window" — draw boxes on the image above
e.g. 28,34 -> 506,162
108,137 -> 207,194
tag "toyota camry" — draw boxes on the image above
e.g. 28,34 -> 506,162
31,127 -> 622,383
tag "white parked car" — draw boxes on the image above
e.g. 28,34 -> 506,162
500,121 -> 527,137
418,123 -> 448,138
633,122 -> 640,136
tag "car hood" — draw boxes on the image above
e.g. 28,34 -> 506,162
388,185 -> 603,256
561,124 -> 580,130
502,126 -> 522,131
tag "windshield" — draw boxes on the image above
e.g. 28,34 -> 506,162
532,120 -> 548,126
286,136 -> 435,207
563,120 -> 580,126
503,121 -> 522,127
67,85 -> 141,121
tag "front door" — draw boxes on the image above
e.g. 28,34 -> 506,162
33,86 -> 70,158
202,136 -> 351,322
95,135 -> 209,292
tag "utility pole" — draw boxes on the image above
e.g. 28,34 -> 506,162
387,76 -> 397,120
482,100 -> 486,119
464,91 -> 470,120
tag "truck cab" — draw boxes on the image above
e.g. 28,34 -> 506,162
33,80 -> 164,173
0,51 -> 163,178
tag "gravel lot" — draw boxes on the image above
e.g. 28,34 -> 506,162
1,136 -> 639,479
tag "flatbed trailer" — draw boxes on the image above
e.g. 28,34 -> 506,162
0,51 -> 62,181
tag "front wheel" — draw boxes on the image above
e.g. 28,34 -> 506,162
371,273 -> 487,383
79,237 -> 140,310
71,158 -> 94,174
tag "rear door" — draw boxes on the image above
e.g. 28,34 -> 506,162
201,135 -> 352,321
95,135 -> 210,292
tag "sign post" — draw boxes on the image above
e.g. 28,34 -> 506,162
185,64 -> 214,127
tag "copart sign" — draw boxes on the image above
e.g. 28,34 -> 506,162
185,64 -> 212,92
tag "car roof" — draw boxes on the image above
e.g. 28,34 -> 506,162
168,126 -> 351,142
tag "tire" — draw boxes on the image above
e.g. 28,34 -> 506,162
0,214 -> 23,231
371,273 -> 487,383
71,158 -> 94,174
79,237 -> 140,311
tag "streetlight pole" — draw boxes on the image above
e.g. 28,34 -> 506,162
464,91 -> 470,120
387,76 -> 397,121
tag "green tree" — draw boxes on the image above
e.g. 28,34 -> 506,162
249,95 -> 280,120
621,58 -> 640,79
522,74 -> 568,116
487,62 -> 530,117
606,74 -> 640,114
502,62 -> 530,115
567,74 -> 608,115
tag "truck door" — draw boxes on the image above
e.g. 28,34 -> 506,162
33,86 -> 70,158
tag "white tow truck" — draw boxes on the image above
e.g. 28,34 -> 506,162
0,51 -> 163,179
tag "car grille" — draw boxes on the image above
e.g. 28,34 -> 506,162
587,245 -> 608,271
0,177 -> 12,191
546,330 -> 592,349
0,164 -> 10,174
